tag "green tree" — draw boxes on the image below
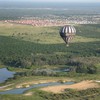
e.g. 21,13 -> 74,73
87,65 -> 97,74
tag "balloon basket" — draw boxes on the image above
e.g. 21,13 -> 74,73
66,44 -> 69,47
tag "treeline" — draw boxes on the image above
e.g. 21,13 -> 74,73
14,63 -> 98,78
0,36 -> 100,68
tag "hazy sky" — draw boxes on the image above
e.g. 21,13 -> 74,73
0,0 -> 100,2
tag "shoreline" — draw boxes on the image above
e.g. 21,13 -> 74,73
40,80 -> 100,93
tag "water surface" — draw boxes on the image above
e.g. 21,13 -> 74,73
0,68 -> 15,83
0,81 -> 74,94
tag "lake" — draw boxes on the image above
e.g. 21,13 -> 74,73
0,68 -> 15,83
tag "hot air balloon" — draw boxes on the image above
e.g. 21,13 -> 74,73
59,25 -> 76,46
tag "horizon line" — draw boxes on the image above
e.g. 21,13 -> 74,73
0,1 -> 100,3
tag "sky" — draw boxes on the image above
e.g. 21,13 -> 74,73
0,0 -> 100,2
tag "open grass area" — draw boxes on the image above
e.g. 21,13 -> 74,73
0,22 -> 100,44
0,21 -> 61,44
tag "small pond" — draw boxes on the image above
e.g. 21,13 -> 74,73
0,81 -> 74,94
0,68 -> 15,83
53,68 -> 70,72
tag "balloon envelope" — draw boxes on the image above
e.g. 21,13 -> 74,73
59,25 -> 76,46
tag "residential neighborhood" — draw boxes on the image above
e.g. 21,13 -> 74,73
4,15 -> 100,26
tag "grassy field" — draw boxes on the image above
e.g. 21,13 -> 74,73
0,21 -> 100,44
0,22 -> 100,100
